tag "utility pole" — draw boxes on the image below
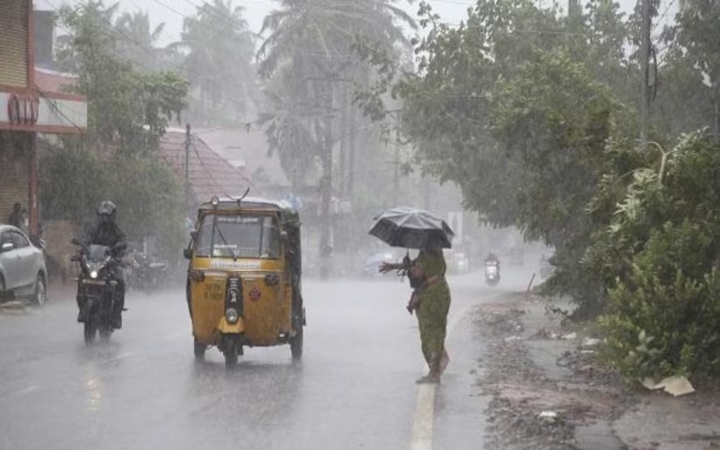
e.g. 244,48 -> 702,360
640,0 -> 652,141
347,105 -> 356,196
339,86 -> 348,197
568,0 -> 580,19
185,124 -> 191,208
393,144 -> 400,205
319,62 -> 334,280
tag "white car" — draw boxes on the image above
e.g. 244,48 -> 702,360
0,224 -> 48,306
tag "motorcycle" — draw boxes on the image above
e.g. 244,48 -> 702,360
71,239 -> 126,345
126,250 -> 168,292
485,261 -> 500,286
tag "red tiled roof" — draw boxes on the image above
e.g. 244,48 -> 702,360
156,130 -> 257,206
196,127 -> 291,187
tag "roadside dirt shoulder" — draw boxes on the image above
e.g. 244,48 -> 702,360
471,292 -> 720,450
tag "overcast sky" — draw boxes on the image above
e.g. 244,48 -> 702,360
35,0 -> 677,47
35,0 -> 476,44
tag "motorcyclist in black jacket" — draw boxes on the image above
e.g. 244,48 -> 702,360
77,201 -> 127,328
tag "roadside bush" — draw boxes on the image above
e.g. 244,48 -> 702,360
40,142 -> 186,263
596,131 -> 720,379
601,220 -> 720,378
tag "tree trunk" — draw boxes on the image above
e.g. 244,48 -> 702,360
715,90 -> 720,142
423,176 -> 432,211
347,104 -> 356,197
338,86 -> 348,196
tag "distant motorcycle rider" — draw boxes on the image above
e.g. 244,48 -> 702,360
77,201 -> 127,328
485,252 -> 500,266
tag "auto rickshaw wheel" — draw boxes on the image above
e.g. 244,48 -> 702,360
223,335 -> 240,368
224,350 -> 238,368
290,323 -> 304,359
193,339 -> 206,359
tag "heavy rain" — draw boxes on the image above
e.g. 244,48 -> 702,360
1,0 -> 720,449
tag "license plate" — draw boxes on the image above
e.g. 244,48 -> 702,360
83,279 -> 106,286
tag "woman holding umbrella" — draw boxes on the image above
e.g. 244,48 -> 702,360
371,207 -> 453,384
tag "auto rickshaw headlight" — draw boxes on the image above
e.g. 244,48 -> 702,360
90,270 -> 98,279
225,308 -> 239,324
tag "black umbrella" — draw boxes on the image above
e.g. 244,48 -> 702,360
369,207 -> 455,249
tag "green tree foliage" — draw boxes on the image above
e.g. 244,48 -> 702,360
599,132 -> 720,378
353,0 -> 720,378
656,0 -> 720,137
40,149 -> 186,258
56,1 -> 188,147
43,1 -> 190,260
384,0 -> 638,312
178,0 -> 259,124
40,146 -> 106,223
257,0 -> 416,191
114,10 -> 171,72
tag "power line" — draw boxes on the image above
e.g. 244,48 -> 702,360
188,134 -> 250,197
437,22 -> 607,37
31,84 -> 88,134
653,0 -> 678,32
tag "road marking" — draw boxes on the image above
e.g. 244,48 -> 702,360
0,385 -> 41,400
410,293 -> 506,449
411,383 -> 437,450
14,385 -> 40,396
163,331 -> 189,341
102,352 -> 133,364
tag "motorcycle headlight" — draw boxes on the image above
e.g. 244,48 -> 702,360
225,308 -> 239,324
90,270 -> 98,279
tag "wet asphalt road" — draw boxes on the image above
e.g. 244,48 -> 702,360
0,268 -> 536,450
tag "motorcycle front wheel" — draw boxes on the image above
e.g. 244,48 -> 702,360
99,327 -> 112,342
84,321 -> 97,345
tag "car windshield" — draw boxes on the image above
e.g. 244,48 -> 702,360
195,214 -> 280,259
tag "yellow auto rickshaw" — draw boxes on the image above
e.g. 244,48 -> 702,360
183,195 -> 305,367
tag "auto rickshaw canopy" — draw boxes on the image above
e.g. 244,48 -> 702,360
195,195 -> 302,277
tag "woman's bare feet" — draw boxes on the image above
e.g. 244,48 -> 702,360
415,372 -> 440,384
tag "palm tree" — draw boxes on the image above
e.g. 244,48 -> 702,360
258,0 -> 416,278
114,10 -> 168,72
178,0 -> 259,124
56,0 -> 120,73
258,0 -> 414,74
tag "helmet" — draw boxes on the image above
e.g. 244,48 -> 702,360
97,201 -> 117,223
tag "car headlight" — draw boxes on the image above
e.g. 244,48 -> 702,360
90,270 -> 98,279
225,308 -> 239,324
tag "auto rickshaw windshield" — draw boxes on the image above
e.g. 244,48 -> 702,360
195,214 -> 280,259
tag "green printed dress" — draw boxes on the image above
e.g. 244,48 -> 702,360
413,248 -> 451,371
